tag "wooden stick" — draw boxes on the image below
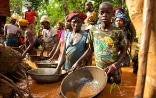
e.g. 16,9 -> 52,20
134,0 -> 153,98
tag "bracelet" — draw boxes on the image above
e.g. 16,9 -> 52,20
111,64 -> 117,70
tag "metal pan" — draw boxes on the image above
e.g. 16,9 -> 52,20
60,66 -> 107,98
27,68 -> 67,84
35,60 -> 58,68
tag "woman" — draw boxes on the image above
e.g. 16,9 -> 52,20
18,19 -> 37,58
84,1 -> 97,25
49,16 -> 73,61
40,15 -> 58,58
56,21 -> 65,41
114,12 -> 131,66
4,14 -> 20,47
55,11 -> 87,73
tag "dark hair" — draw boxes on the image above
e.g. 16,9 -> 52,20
99,2 -> 113,11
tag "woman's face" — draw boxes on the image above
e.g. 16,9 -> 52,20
115,17 -> 124,28
57,23 -> 63,30
71,16 -> 83,32
41,21 -> 50,29
65,21 -> 72,29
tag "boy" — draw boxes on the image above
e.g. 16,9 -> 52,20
71,2 -> 126,84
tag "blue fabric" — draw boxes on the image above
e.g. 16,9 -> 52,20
64,32 -> 88,71
6,34 -> 18,47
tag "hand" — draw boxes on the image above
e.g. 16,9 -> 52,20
104,65 -> 116,76
70,62 -> 79,72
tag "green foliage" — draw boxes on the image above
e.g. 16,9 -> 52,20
9,0 -> 127,31
10,0 -> 23,15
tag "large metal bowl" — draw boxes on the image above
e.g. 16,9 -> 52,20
60,66 -> 107,98
27,68 -> 67,84
35,60 -> 58,68
29,55 -> 48,62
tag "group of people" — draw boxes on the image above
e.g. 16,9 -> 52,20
0,1 -> 136,84
50,1 -> 135,84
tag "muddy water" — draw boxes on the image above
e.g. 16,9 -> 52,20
16,59 -> 137,98
17,46 -> 137,98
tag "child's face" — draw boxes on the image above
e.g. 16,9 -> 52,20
98,4 -> 113,24
115,17 -> 124,28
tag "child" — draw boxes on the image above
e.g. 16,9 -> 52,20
71,2 -> 126,84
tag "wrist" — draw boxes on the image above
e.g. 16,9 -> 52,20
111,64 -> 117,70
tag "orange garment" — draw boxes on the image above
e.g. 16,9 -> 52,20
25,10 -> 38,24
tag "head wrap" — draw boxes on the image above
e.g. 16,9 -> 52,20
57,20 -> 65,27
113,8 -> 124,14
114,12 -> 128,22
40,15 -> 50,23
18,19 -> 29,26
66,11 -> 87,22
10,13 -> 19,21
85,1 -> 93,6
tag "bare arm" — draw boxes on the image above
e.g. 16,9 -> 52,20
70,43 -> 94,71
54,41 -> 66,74
49,40 -> 61,60
22,31 -> 34,58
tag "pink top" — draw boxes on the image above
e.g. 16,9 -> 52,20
4,24 -> 19,34
59,30 -> 65,56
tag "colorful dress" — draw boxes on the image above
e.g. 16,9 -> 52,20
65,32 -> 88,71
87,25 -> 125,69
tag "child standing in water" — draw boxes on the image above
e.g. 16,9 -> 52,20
72,2 -> 126,84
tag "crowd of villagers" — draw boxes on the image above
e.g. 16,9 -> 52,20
0,1 -> 137,84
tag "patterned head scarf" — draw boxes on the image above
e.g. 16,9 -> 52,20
66,11 -> 87,22
114,12 -> 128,22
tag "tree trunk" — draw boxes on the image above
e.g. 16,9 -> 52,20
62,0 -> 68,16
126,0 -> 156,98
134,0 -> 152,97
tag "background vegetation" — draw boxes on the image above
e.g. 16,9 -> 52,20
9,0 -> 127,30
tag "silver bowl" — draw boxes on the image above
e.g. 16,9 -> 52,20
35,60 -> 58,68
60,66 -> 107,98
27,68 -> 67,84
29,55 -> 48,62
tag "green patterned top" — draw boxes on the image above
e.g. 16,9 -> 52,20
87,25 -> 125,68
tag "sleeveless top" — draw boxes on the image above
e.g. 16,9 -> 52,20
65,31 -> 88,71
